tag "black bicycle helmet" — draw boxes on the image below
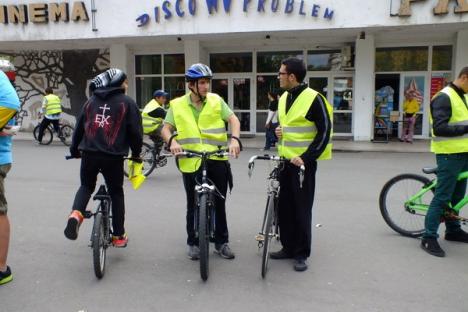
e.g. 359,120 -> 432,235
185,63 -> 213,81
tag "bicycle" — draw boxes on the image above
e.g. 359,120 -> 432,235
379,167 -> 468,238
33,118 -> 74,146
177,148 -> 230,281
124,136 -> 169,177
248,155 -> 304,278
66,155 -> 113,279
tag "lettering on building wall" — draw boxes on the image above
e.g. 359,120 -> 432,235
136,0 -> 334,27
0,1 -> 88,24
398,0 -> 468,16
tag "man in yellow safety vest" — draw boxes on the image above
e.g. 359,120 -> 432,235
37,87 -> 62,144
161,63 -> 241,261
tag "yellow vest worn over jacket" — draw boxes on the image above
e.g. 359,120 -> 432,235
142,99 -> 163,134
278,88 -> 333,160
44,94 -> 62,115
430,86 -> 468,154
172,93 -> 228,173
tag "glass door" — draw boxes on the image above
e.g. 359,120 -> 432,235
399,73 -> 428,138
212,75 -> 253,134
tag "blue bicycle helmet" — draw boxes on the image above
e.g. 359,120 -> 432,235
185,63 -> 213,81
153,89 -> 168,98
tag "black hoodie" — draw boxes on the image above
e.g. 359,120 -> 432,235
70,87 -> 143,157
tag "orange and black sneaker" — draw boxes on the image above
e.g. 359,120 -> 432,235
64,210 -> 84,240
0,266 -> 13,285
112,233 -> 128,248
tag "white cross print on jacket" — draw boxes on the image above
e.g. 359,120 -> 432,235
95,104 -> 111,128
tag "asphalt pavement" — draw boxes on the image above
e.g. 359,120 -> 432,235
1,140 -> 467,312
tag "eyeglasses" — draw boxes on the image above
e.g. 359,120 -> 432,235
277,72 -> 289,76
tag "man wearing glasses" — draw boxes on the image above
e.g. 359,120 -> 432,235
272,57 -> 333,272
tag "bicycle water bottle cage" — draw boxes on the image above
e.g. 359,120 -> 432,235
93,185 -> 109,200
422,167 -> 437,174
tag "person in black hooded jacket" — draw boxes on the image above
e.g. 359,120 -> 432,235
64,68 -> 143,248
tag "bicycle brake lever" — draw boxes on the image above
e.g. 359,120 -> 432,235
248,162 -> 254,178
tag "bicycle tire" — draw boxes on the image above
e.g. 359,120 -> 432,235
198,193 -> 209,281
261,195 -> 275,278
33,125 -> 53,145
92,212 -> 106,279
379,174 -> 433,238
59,125 -> 74,146
124,142 -> 156,177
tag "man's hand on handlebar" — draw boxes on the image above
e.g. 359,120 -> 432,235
290,156 -> 304,167
169,140 -> 184,156
228,138 -> 240,158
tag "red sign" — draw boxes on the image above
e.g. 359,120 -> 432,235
430,77 -> 445,99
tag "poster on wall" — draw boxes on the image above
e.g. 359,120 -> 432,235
403,76 -> 425,113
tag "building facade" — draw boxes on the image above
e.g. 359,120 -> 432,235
1,0 -> 467,140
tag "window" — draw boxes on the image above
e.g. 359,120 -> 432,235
432,46 -> 452,71
210,53 -> 252,73
307,50 -> 341,71
375,47 -> 428,72
256,75 -> 280,110
135,54 -> 185,106
257,51 -> 302,72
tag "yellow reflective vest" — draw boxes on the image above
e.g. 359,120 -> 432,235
278,87 -> 333,160
430,86 -> 468,154
141,99 -> 163,134
44,94 -> 62,115
171,93 -> 228,173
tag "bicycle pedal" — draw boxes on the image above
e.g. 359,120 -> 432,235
255,234 -> 265,241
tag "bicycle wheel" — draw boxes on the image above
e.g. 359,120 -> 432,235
59,125 -> 74,146
261,195 -> 275,278
92,212 -> 106,279
124,142 -> 156,177
198,193 -> 209,281
33,124 -> 53,145
379,174 -> 433,238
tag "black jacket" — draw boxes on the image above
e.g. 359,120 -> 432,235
430,83 -> 468,137
70,87 -> 143,157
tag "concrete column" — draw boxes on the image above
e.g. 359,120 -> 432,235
110,44 -> 129,73
454,30 -> 468,76
353,34 -> 375,141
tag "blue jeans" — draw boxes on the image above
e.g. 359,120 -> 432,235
264,122 -> 278,149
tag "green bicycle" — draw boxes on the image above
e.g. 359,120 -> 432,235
379,167 -> 468,237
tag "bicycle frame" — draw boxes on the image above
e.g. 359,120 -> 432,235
405,170 -> 468,216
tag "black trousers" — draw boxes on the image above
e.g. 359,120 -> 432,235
182,160 -> 230,246
38,118 -> 60,142
278,161 -> 317,259
71,153 -> 126,236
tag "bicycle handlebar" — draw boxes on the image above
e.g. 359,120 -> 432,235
177,149 -> 230,159
248,154 -> 305,188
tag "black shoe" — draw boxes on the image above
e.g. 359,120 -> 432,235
0,266 -> 12,285
270,248 -> 293,260
421,238 -> 445,257
445,230 -> 468,243
294,258 -> 308,272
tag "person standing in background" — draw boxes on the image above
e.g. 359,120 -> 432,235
263,90 -> 279,151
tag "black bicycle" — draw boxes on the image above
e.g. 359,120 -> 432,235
66,156 -> 113,279
178,148 -> 229,281
124,136 -> 169,177
248,155 -> 304,278
33,119 -> 74,146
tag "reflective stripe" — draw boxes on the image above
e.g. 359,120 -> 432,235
202,139 -> 227,146
283,141 -> 310,147
178,138 -> 200,144
448,120 -> 468,126
201,127 -> 226,134
433,133 -> 468,142
282,125 -> 317,133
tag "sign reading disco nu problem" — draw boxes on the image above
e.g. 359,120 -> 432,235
136,0 -> 335,27
0,1 -> 89,24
